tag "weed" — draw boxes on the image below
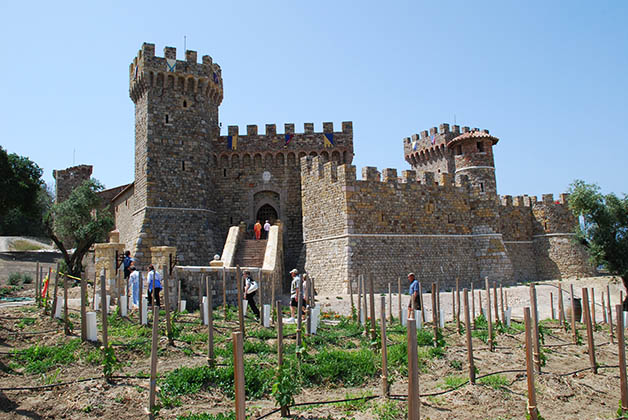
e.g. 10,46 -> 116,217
8,273 -> 23,285
449,359 -> 463,370
334,391 -> 372,414
16,318 -> 35,329
243,340 -> 273,354
176,412 -> 236,420
13,339 -> 81,374
299,348 -> 377,387
371,399 -> 407,420
439,374 -> 467,390
271,362 -> 300,414
101,346 -> 121,380
41,368 -> 61,385
479,374 -> 509,390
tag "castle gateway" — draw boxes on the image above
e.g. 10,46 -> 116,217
55,43 -> 595,293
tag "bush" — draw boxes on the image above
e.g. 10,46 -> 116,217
8,273 -> 22,286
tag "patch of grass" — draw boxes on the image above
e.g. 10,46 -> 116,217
247,327 -> 276,340
479,373 -> 509,390
243,340 -> 273,354
439,374 -> 467,390
299,348 -> 377,387
13,339 -> 81,374
449,359 -> 463,370
16,317 -> 36,329
10,240 -> 44,251
176,412 -> 236,420
371,399 -> 407,420
333,391 -> 373,414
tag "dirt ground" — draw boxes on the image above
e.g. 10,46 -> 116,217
0,275 -> 625,420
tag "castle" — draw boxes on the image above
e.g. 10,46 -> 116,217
54,42 -> 595,293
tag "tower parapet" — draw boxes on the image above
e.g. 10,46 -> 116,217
53,164 -> 93,204
447,129 -> 498,196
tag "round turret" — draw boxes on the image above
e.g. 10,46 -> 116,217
447,129 -> 498,195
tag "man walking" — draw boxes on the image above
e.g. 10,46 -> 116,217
407,272 -> 421,318
263,220 -> 271,239
289,269 -> 304,322
147,264 -> 162,307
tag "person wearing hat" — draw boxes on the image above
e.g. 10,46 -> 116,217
407,272 -> 421,317
242,270 -> 260,320
128,265 -> 141,308
289,269 -> 304,322
263,220 -> 271,239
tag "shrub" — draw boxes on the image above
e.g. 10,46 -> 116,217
8,273 -> 22,286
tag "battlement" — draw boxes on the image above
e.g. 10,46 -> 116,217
403,123 -> 493,159
215,122 -> 353,155
500,193 -> 570,209
53,164 -> 93,204
129,42 -> 223,104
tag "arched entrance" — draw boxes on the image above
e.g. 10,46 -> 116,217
256,204 -> 278,224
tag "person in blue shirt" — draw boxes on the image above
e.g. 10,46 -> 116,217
147,264 -> 162,307
123,250 -> 133,280
407,272 -> 421,317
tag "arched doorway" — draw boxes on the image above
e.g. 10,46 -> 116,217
256,204 -> 278,224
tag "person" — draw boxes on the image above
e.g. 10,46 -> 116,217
263,220 -> 271,239
242,270 -> 260,319
128,266 -> 140,308
407,272 -> 421,317
123,250 -> 133,280
289,269 -> 305,322
254,220 -> 262,240
147,264 -> 162,307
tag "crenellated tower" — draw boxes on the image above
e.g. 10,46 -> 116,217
128,43 -> 224,265
447,128 -> 498,196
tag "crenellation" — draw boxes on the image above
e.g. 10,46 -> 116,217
502,195 -> 513,206
246,125 -> 257,136
382,168 -> 398,183
411,134 -> 419,142
439,123 -> 450,133
401,170 -> 416,183
185,50 -> 197,63
429,127 -> 438,135
463,126 -> 470,133
420,130 -> 429,138
323,161 -> 338,182
542,194 -> 554,204
452,125 -> 460,134
341,121 -> 353,133
265,124 -> 276,135
559,193 -> 569,204
202,55 -> 212,66
142,42 -> 155,58
514,196 -> 525,206
285,123 -> 295,134
228,125 -> 238,135
362,166 -> 380,182
323,122 -> 333,132
422,171 -> 435,185
164,46 -> 176,59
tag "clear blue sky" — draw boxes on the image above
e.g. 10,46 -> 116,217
1,1 -> 626,198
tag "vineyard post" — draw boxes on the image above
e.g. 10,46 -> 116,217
162,265 -> 173,345
207,276 -> 214,365
615,304 -> 628,414
500,283 -> 506,326
471,281 -> 476,330
608,285 -> 615,343
177,279 -> 182,313
100,270 -> 108,348
50,264 -> 59,319
431,283 -> 438,347
222,267 -> 227,318
581,288 -> 597,374
80,273 -> 87,341
349,276 -> 354,320
380,296 -> 389,397
570,284 -> 578,344
419,281 -> 426,326
35,262 -> 40,305
485,278 -> 494,352
236,266 -> 244,335
276,300 -> 288,417
198,274 -> 203,323
63,273 -> 70,335
456,278 -> 461,334
407,313 -> 420,420
357,275 -> 362,325
493,281 -> 499,324
148,301 -> 160,419
602,292 -> 607,323
369,273 -> 377,342
550,292 -> 555,320
138,270 -> 144,325
388,282 -> 393,322
524,307 -> 539,420
530,283 -> 541,373
590,288 -> 596,328
398,277 -> 402,324
296,273 -> 304,349
558,282 -> 566,331
233,331 -> 246,420
463,288 -> 475,384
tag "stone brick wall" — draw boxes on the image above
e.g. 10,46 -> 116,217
53,164 -> 92,204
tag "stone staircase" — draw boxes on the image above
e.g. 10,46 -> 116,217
233,239 -> 267,268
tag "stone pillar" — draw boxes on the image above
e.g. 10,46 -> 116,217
94,230 -> 125,303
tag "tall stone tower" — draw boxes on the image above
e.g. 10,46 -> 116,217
447,128 -> 498,196
128,43 -> 223,265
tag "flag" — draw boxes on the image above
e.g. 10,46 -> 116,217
323,133 -> 334,148
166,58 -> 176,72
41,272 -> 50,303
228,135 -> 238,150
285,133 -> 294,146
430,134 -> 436,145
213,72 -> 219,84
412,141 -> 418,151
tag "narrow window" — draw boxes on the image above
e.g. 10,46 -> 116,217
544,222 -> 548,231
165,114 -> 169,124
230,216 -> 233,224
223,168 -> 227,177
183,100 -> 187,108
455,145 -> 462,155
477,141 -> 484,152
182,161 -> 185,171
479,182 -> 485,192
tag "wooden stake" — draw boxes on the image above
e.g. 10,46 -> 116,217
380,296 -> 389,397
177,279 -> 182,313
162,265 -> 173,345
148,302 -> 160,419
222,267 -> 227,318
436,280 -> 441,324
362,274 -> 368,329
570,284 -> 578,344
590,288 -> 596,328
493,281 -> 499,324
608,285 -> 615,343
357,275 -> 362,325
260,270 -> 266,327
276,300 -> 288,417
581,288 -> 597,374
550,292 -> 555,320
92,271 -> 97,311
35,262 -> 39,305
139,271 -> 144,324
100,270 -> 108,348
419,281 -> 426,325
463,288 -> 475,384
602,292 -> 607,324
349,276 -> 354,320
471,281 -> 476,330
306,276 -> 312,335
206,276 -> 214,365
45,267 -> 51,314
63,273 -> 70,335
529,284 -> 541,373
50,264 -> 59,320
369,273 -> 377,342
500,283 -> 506,326
524,307 -> 538,420
558,282 -> 566,331
198,274 -> 204,322
388,282 -> 392,322
236,266 -> 244,335
397,277 -> 402,324
615,304 -> 628,414
233,331 -> 246,420
478,289 -> 483,321
407,313 -> 420,420
80,273 -> 87,341
296,273 -> 303,349
485,278 -> 494,351
456,278 -> 461,334
271,271 -> 276,324
505,290 -> 509,309
431,283 -> 439,347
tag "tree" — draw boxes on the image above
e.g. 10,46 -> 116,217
568,179 -> 628,308
0,146 -> 50,236
45,179 -> 114,278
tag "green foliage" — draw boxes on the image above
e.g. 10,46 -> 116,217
334,391 -> 373,414
568,180 -> 628,281
479,373 -> 509,390
0,147 -> 50,236
299,348 -> 377,386
101,346 -> 121,380
371,399 -> 407,420
439,374 -> 467,390
271,362 -> 300,410
13,339 -> 81,374
8,273 -> 23,286
177,412 -> 236,420
16,317 -> 35,329
46,179 -> 114,277
449,359 -> 463,370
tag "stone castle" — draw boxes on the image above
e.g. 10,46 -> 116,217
54,42 -> 595,294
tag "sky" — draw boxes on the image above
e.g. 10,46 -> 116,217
1,1 -> 627,198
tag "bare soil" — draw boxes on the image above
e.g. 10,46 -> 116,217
0,276 -> 624,420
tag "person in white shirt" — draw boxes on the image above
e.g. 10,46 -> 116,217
242,270 -> 260,319
289,269 -> 304,322
263,220 -> 271,239
128,266 -> 141,307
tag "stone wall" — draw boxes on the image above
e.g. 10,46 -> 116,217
53,164 -> 92,204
